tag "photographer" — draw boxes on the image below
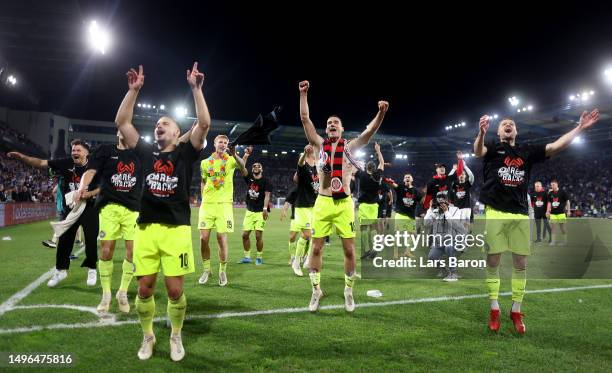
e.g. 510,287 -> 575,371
424,191 -> 466,282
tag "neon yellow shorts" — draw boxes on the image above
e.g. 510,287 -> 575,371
394,212 -> 415,232
312,195 -> 355,239
294,207 -> 314,231
358,202 -> 379,223
198,202 -> 234,233
98,203 -> 139,241
134,223 -> 195,277
289,218 -> 300,232
243,210 -> 266,231
484,206 -> 530,256
550,213 -> 567,223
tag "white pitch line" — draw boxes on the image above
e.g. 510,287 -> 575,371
0,247 -> 86,317
0,283 -> 610,335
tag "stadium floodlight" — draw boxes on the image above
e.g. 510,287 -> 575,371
527,105 -> 533,111
159,104 -> 165,110
174,106 -> 187,118
281,151 -> 287,154
493,114 -> 499,119
569,95 -> 575,101
461,122 -> 466,127
403,155 -> 408,159
7,75 -> 17,86
144,135 -> 151,143
137,103 -> 142,107
356,151 -> 366,158
292,149 -> 295,153
517,109 -> 521,113
147,104 -> 152,109
605,67 -> 612,82
572,136 -> 583,145
152,105 -> 156,109
589,90 -> 595,95
395,154 -> 403,159
508,96 -> 520,107
87,20 -> 110,55
471,153 -> 476,157
262,149 -> 268,153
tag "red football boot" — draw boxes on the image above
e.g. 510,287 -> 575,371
510,311 -> 526,334
488,309 -> 501,332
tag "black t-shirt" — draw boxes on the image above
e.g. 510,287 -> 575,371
134,140 -> 200,226
296,164 -> 318,208
48,157 -> 100,212
426,174 -> 456,202
286,187 -> 297,220
530,191 -> 548,217
479,141 -> 547,215
357,169 -> 382,204
88,145 -> 142,212
395,184 -> 421,218
548,190 -> 569,215
451,180 -> 472,209
244,173 -> 272,212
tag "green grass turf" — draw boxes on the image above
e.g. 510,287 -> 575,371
0,208 -> 611,372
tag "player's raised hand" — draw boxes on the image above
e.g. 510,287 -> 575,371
126,65 -> 144,91
374,142 -> 381,152
298,80 -> 310,93
378,101 -> 389,113
186,61 -> 205,90
479,115 -> 490,134
578,109 -> 599,130
304,144 -> 313,155
244,145 -> 254,156
7,151 -> 25,160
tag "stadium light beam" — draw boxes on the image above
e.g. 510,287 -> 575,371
7,75 -> 17,86
159,104 -> 165,110
508,96 -> 520,107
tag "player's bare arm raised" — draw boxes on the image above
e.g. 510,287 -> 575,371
6,151 -> 48,168
115,65 -> 144,148
299,80 -> 323,146
374,142 -> 384,171
474,115 -> 489,157
187,61 -> 211,150
545,109 -> 599,157
349,101 -> 389,151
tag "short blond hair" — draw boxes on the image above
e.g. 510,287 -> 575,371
214,135 -> 229,143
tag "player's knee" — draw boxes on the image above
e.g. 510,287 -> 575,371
138,284 -> 154,298
242,232 -> 250,240
166,287 -> 183,300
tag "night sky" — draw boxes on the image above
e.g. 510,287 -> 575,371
2,1 -> 612,137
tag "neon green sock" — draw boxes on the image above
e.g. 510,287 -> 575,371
119,259 -> 134,292
309,271 -> 321,287
345,273 -> 355,288
511,267 -> 527,303
203,259 -> 211,272
296,236 -> 309,258
135,295 -> 155,335
98,259 -> 113,294
486,265 -> 500,300
288,240 -> 297,257
167,293 -> 187,335
219,262 -> 227,273
256,251 -> 263,259
243,250 -> 251,258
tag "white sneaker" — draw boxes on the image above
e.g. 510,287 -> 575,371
443,273 -> 459,282
292,259 -> 304,277
137,334 -> 156,360
303,256 -> 311,269
116,291 -> 130,313
87,269 -> 97,286
344,287 -> 355,312
219,271 -> 228,287
47,269 -> 67,288
169,334 -> 185,362
289,256 -> 295,266
308,288 -> 323,312
97,292 -> 111,313
198,270 -> 211,285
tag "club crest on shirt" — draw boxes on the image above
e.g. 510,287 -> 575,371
497,156 -> 526,186
331,177 -> 343,192
146,159 -> 178,197
111,161 -> 137,191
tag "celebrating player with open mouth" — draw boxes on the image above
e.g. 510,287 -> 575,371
474,109 -> 599,334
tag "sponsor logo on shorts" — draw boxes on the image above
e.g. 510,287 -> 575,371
306,223 -> 310,228
99,230 -> 106,238
200,221 -> 206,228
